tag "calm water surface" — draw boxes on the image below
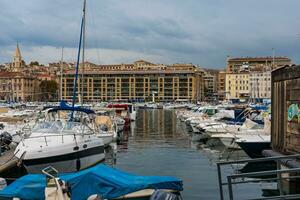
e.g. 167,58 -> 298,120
113,109 -> 272,200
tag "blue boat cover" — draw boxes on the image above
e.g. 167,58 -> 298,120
0,164 -> 183,200
46,100 -> 95,114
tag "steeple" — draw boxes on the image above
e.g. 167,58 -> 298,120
15,43 -> 22,59
12,43 -> 24,71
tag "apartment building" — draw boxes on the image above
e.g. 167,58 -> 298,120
61,60 -> 204,102
249,71 -> 271,100
225,72 -> 249,100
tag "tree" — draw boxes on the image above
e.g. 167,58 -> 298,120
39,80 -> 58,101
29,61 -> 40,66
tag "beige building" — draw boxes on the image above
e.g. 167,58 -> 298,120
62,60 -> 204,102
225,56 -> 292,101
0,72 -> 39,102
227,56 -> 291,73
0,44 -> 40,102
249,71 -> 271,99
225,72 -> 249,100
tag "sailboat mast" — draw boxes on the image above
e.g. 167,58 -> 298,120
60,47 -> 64,100
81,0 -> 86,106
71,3 -> 85,115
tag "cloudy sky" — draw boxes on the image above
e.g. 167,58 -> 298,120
0,0 -> 299,68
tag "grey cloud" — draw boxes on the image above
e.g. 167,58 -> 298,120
0,0 -> 300,67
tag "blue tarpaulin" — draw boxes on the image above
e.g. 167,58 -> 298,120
0,164 -> 183,200
46,100 -> 95,114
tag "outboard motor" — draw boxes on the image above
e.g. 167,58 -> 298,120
0,132 -> 12,151
150,190 -> 182,200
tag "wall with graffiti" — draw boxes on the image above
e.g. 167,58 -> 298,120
288,104 -> 300,123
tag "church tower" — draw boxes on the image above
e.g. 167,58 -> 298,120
12,43 -> 24,71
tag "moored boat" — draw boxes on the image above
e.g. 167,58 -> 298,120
14,105 -> 105,173
235,135 -> 271,158
0,164 -> 183,200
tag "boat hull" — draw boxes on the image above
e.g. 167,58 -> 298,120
98,134 -> 114,146
236,141 -> 271,158
219,137 -> 240,149
22,146 -> 105,173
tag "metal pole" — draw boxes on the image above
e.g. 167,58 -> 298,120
272,48 -> 275,69
71,12 -> 84,118
217,163 -> 224,200
81,0 -> 86,106
227,176 -> 234,200
60,47 -> 64,100
277,160 -> 283,196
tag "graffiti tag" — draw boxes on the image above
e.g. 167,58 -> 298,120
288,104 -> 300,122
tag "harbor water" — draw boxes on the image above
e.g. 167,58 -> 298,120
112,109 -> 276,200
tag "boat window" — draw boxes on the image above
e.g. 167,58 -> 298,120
32,121 -> 93,135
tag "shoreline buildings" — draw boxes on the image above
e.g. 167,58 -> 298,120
0,44 -> 294,103
225,56 -> 292,101
61,60 -> 205,102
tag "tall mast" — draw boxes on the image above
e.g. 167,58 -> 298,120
71,1 -> 85,117
81,0 -> 86,106
60,47 -> 64,100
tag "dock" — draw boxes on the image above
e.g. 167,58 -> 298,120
0,149 -> 18,174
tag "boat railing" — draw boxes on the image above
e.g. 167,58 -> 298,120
20,121 -> 95,146
217,154 -> 300,200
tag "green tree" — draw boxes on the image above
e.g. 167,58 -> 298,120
29,61 -> 40,66
40,80 -> 58,101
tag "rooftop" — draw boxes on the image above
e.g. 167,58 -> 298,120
228,56 -> 291,62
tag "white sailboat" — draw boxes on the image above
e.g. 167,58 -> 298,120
14,107 -> 105,173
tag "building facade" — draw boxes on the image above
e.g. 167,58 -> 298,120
225,72 -> 249,100
0,44 -> 40,102
203,69 -> 219,101
249,71 -> 271,100
216,70 -> 226,101
226,56 -> 291,73
0,72 -> 39,102
61,60 -> 204,102
225,56 -> 291,101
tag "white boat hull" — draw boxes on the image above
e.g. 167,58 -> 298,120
97,133 -> 115,145
219,137 -> 240,149
23,151 -> 105,173
15,131 -> 106,174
